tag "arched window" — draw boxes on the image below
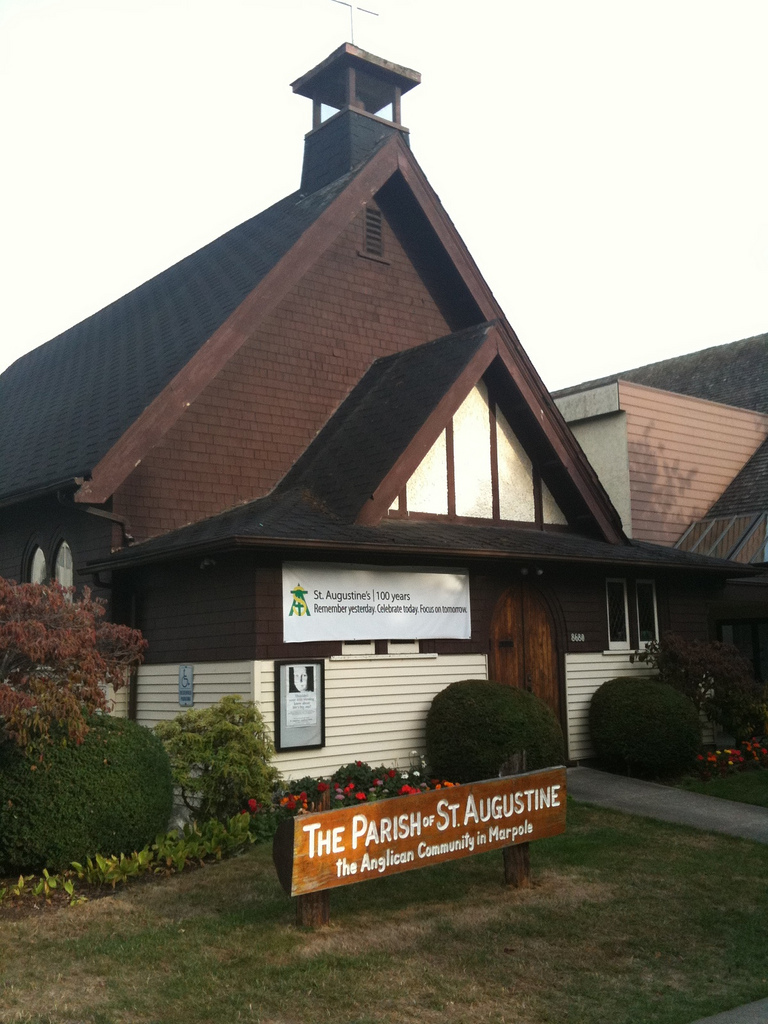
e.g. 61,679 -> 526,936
54,541 -> 74,590
29,546 -> 47,584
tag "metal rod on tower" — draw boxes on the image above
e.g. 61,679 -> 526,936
329,0 -> 378,45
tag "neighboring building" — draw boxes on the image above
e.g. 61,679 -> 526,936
0,44 -> 753,770
555,336 -> 768,684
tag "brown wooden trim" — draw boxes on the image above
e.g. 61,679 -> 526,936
489,399 -> 500,521
491,336 -> 625,545
533,466 -> 543,529
386,508 -> 540,529
446,420 -> 456,517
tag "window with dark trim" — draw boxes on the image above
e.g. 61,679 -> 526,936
606,578 -> 659,650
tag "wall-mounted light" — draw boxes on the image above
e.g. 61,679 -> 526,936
535,568 -> 544,576
520,567 -> 529,576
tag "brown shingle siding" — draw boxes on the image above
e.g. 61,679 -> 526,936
114,209 -> 450,540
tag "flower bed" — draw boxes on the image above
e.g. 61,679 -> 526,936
693,738 -> 768,781
266,759 -> 456,817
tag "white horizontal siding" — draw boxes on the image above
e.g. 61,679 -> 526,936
106,682 -> 129,718
257,654 -> 488,780
566,652 -> 656,761
135,662 -> 256,726
136,655 -> 487,781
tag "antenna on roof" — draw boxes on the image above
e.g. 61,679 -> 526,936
329,0 -> 378,44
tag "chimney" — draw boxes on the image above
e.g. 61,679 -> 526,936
292,43 -> 420,194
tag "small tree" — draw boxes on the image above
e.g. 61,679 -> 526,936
0,577 -> 147,749
155,696 -> 280,823
641,633 -> 764,741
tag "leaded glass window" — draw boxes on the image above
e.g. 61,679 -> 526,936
606,579 -> 629,649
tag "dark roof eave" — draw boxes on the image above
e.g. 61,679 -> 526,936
0,476 -> 87,510
86,531 -> 756,577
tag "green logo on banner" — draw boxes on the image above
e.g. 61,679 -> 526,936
289,584 -> 311,618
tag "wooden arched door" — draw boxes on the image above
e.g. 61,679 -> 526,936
489,582 -> 561,722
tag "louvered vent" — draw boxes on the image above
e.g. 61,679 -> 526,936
364,206 -> 383,257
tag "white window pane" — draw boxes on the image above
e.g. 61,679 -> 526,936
542,481 -> 567,525
30,547 -> 47,584
454,383 -> 492,518
636,581 -> 658,643
406,430 -> 448,515
496,409 -> 534,521
55,541 -> 74,589
606,579 -> 629,649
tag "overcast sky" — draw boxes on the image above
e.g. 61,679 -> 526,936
1,0 -> 766,389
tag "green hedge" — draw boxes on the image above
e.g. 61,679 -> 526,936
425,679 -> 564,783
589,676 -> 701,777
0,714 -> 173,873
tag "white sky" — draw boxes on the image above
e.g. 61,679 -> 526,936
1,0 -> 766,389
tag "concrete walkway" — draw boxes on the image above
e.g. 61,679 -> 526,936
567,767 -> 768,1023
567,766 -> 768,844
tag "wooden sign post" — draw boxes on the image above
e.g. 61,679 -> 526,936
273,766 -> 566,924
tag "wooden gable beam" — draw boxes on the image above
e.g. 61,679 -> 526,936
392,148 -> 626,545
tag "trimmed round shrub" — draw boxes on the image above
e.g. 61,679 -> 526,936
425,679 -> 565,783
589,676 -> 701,777
0,714 -> 173,873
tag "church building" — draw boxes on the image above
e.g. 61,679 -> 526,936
0,45 -> 751,773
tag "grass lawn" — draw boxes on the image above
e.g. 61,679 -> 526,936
2,801 -> 768,1024
678,770 -> 768,808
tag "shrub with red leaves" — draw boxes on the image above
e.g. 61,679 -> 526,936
0,577 -> 146,749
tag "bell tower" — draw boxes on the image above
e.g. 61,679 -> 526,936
292,43 -> 420,194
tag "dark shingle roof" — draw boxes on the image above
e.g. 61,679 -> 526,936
89,482 -> 748,576
708,437 -> 768,517
275,323 -> 493,519
554,334 -> 768,412
0,172 -> 355,504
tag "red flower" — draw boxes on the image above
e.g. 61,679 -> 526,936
317,782 -> 329,792
387,769 -> 396,778
299,791 -> 307,801
355,791 -> 367,801
356,760 -> 363,766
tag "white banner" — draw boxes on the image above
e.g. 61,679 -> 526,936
282,563 -> 471,643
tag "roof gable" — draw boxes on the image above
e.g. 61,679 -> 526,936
248,322 -> 624,542
1,131 -> 622,549
554,334 -> 768,413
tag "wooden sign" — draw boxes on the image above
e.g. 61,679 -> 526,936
273,766 -> 566,897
